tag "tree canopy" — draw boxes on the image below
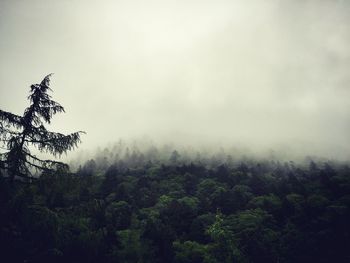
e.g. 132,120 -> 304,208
1,149 -> 349,262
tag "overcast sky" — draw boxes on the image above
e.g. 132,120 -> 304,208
0,0 -> 349,160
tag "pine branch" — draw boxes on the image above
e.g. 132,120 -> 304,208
40,73 -> 54,91
0,125 -> 22,136
29,73 -> 54,93
36,104 -> 65,123
0,109 -> 23,129
26,126 -> 85,156
25,160 -> 50,171
27,90 -> 65,124
26,152 -> 69,170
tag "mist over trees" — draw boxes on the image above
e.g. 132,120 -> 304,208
1,0 -> 349,262
1,136 -> 350,262
70,138 -> 342,175
0,74 -> 349,262
0,86 -> 349,261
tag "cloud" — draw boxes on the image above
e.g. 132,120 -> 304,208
0,0 -> 349,160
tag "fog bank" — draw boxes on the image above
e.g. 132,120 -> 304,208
0,0 -> 349,161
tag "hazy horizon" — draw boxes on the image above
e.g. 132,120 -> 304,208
1,0 -> 350,161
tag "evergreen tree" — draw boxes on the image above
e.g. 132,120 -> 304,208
170,150 -> 180,164
0,74 -> 84,182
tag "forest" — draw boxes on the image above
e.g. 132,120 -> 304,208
1,147 -> 350,262
1,0 -> 350,262
0,74 -> 349,263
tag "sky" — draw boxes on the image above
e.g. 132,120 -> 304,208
0,0 -> 349,161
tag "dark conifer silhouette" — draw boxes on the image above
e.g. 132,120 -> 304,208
0,74 -> 84,182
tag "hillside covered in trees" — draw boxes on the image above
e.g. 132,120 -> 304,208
1,147 -> 349,263
1,0 -> 350,262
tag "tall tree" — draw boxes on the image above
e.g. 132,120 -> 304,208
0,74 -> 84,182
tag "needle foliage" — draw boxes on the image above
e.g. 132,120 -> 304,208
0,74 -> 84,182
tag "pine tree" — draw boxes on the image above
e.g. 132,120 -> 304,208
0,74 -> 84,182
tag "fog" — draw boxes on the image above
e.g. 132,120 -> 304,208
0,0 -> 349,161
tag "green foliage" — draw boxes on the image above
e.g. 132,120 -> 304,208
248,194 -> 282,214
173,240 -> 209,263
206,212 -> 245,263
0,157 -> 349,262
114,229 -> 147,263
105,200 -> 132,230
